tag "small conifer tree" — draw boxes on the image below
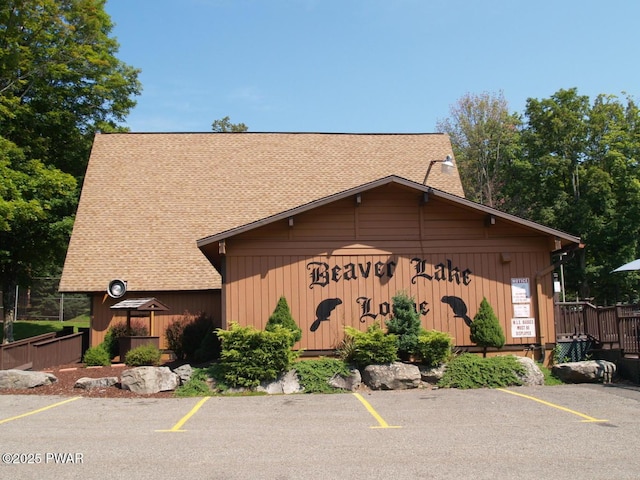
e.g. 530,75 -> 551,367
470,297 -> 505,357
386,292 -> 422,359
265,296 -> 302,345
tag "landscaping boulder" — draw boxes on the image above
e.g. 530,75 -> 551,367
0,370 -> 57,389
515,356 -> 544,386
257,369 -> 302,395
172,364 -> 193,385
552,360 -> 616,384
419,364 -> 447,384
328,368 -> 362,391
74,377 -> 118,390
120,366 -> 180,394
362,362 -> 421,390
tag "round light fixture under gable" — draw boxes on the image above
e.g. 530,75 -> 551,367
107,279 -> 127,298
441,155 -> 454,175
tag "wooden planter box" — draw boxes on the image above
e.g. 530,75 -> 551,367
118,336 -> 160,362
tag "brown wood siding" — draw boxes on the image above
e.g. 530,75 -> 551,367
219,186 -> 559,352
224,251 -> 552,350
90,290 -> 221,349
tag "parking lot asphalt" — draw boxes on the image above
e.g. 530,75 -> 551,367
1,384 -> 639,480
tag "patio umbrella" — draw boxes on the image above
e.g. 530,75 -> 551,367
612,259 -> 640,272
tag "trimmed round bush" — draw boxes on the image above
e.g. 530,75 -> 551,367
124,343 -> 162,367
83,345 -> 111,366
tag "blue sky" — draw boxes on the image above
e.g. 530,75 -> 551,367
105,0 -> 640,133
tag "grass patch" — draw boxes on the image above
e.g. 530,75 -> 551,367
0,319 -> 90,342
540,365 -> 564,386
294,358 -> 352,393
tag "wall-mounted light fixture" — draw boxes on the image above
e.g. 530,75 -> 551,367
423,155 -> 455,185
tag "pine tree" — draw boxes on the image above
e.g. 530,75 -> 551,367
386,292 -> 422,359
470,297 -> 505,357
265,296 -> 302,345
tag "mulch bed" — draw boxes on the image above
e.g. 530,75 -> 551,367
0,363 -> 176,398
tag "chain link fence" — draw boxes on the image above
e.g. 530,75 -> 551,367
10,277 -> 90,321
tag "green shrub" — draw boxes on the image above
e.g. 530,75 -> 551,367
83,345 -> 111,366
166,311 -> 219,362
124,343 -> 162,366
165,316 -> 189,360
470,298 -> 505,357
415,329 -> 453,366
194,328 -> 221,363
344,323 -> 398,368
182,312 -> 216,361
101,320 -> 149,360
438,354 -> 525,389
385,292 -> 422,359
217,323 -> 299,388
265,296 -> 302,345
294,358 -> 352,393
174,369 -> 214,397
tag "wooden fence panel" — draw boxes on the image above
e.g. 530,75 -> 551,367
32,333 -> 85,371
0,333 -> 57,370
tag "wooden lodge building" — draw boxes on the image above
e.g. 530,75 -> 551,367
59,132 -> 581,363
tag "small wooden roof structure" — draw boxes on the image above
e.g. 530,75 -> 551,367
110,298 -> 169,336
110,298 -> 170,312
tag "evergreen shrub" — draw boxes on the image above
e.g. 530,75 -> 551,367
265,296 -> 302,345
438,354 -> 525,389
470,297 -> 506,357
415,330 -> 453,366
344,323 -> 398,368
217,323 -> 299,388
294,358 -> 352,393
385,292 -> 422,359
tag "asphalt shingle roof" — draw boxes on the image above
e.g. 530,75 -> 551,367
60,132 -> 464,292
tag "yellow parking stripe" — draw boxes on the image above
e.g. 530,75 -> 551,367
352,393 -> 401,429
156,397 -> 210,432
497,388 -> 608,423
0,396 -> 81,425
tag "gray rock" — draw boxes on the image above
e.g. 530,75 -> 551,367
328,368 -> 362,391
419,364 -> 447,384
552,360 -> 616,384
515,356 -> 545,386
74,377 -> 118,389
0,370 -> 57,389
362,362 -> 421,390
120,366 -> 180,394
172,364 -> 193,384
257,370 -> 302,394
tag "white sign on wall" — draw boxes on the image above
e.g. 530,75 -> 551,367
511,278 -> 531,303
513,303 -> 531,318
511,318 -> 536,338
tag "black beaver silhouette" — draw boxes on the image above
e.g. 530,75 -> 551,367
441,295 -> 473,327
310,298 -> 343,332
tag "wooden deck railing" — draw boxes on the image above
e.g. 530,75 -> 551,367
0,330 -> 87,370
555,302 -> 640,355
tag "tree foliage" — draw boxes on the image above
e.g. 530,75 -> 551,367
437,91 -> 521,207
469,298 -> 505,357
442,88 -> 640,304
0,0 -> 141,316
211,116 -> 248,132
